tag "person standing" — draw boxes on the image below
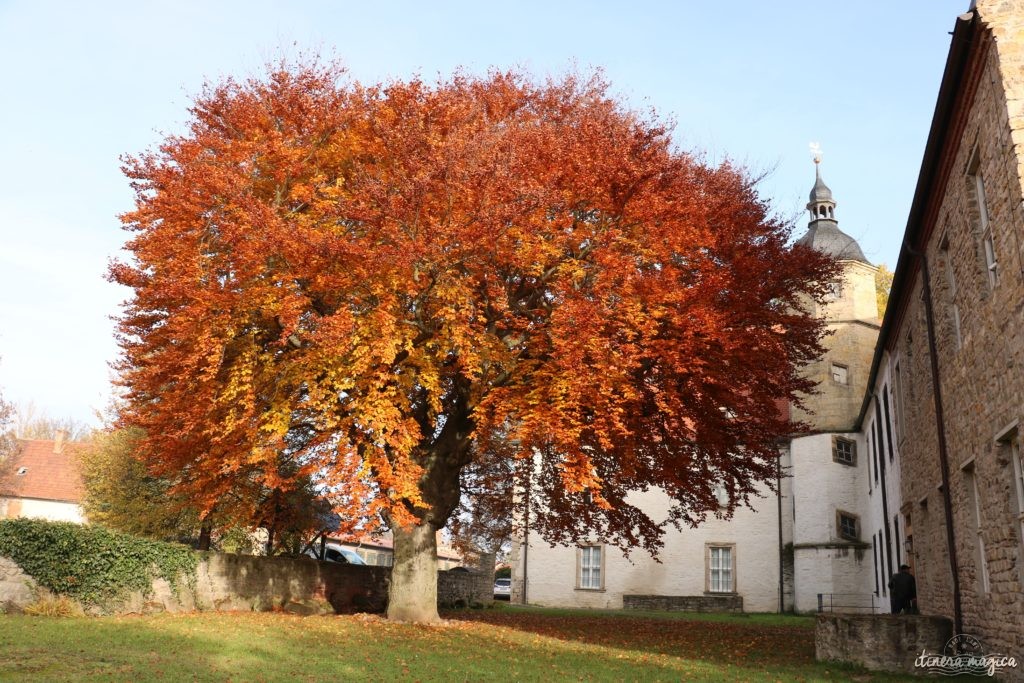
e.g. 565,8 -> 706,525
888,564 -> 917,614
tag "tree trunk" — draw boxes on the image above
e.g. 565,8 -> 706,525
197,520 -> 212,551
387,521 -> 440,623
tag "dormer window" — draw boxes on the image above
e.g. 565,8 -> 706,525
16,467 -> 28,476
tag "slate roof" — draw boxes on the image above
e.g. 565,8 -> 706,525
0,439 -> 85,503
809,170 -> 834,203
795,220 -> 870,264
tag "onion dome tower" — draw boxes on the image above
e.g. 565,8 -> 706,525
795,159 -> 870,264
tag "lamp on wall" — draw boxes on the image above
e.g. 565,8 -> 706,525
904,536 -> 914,555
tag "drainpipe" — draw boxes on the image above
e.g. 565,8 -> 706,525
776,449 -> 784,614
904,239 -> 962,635
522,468 -> 530,605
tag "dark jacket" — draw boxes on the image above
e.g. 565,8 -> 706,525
888,571 -> 917,601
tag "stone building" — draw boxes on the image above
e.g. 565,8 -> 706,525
514,7 -> 1024,655
865,0 -> 1024,657
786,163 -> 882,613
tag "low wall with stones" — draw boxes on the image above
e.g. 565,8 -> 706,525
0,552 -> 493,616
0,556 -> 37,612
623,594 -> 743,613
815,613 -> 953,675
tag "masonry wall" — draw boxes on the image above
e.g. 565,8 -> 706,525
893,1 -> 1024,659
0,552 -> 493,615
815,614 -> 954,674
792,260 -> 880,433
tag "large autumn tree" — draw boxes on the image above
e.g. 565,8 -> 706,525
112,63 -> 835,623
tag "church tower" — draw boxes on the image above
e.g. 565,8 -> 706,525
784,160 -> 882,612
791,160 -> 880,432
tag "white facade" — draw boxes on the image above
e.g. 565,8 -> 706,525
0,496 -> 85,524
859,351 -> 907,612
788,433 -> 875,612
515,484 -> 783,612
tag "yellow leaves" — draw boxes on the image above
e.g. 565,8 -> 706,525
113,61 -> 834,554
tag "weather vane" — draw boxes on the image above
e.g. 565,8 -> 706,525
809,142 -> 823,164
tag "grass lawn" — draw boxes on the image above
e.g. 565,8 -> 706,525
0,605 -> 918,681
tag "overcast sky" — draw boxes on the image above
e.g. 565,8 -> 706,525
0,0 -> 967,426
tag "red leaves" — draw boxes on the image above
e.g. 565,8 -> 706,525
111,60 -> 835,551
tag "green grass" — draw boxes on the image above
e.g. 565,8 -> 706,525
0,606 -> 918,682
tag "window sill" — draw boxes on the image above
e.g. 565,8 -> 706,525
575,587 -> 606,592
704,591 -> 738,596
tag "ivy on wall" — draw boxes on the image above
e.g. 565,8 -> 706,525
0,518 -> 198,607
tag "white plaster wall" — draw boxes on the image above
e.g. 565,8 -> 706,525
860,355 -> 907,608
789,433 -> 866,545
523,483 -> 784,613
14,498 -> 85,524
789,432 -> 873,612
792,545 -> 876,613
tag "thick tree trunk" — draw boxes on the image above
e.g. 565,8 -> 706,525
387,521 -> 440,623
197,521 -> 212,551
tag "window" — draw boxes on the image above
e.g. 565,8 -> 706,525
882,386 -> 895,462
866,432 -> 873,491
707,545 -> 735,593
968,150 -> 998,288
836,510 -> 860,541
879,528 -> 887,596
832,436 -> 856,466
892,363 -> 904,442
1002,428 -> 1024,550
983,228 -> 998,287
873,412 -> 884,482
939,235 -> 962,350
872,533 -> 880,596
893,516 -> 902,566
831,363 -> 848,385
963,466 -> 990,594
578,545 -> 602,590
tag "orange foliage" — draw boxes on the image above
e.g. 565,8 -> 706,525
112,61 -> 836,555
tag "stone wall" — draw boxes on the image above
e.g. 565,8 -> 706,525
815,614 -> 953,675
890,1 -> 1024,660
0,552 -> 493,615
623,594 -> 742,613
791,259 -> 880,433
438,552 -> 495,609
0,556 -> 37,612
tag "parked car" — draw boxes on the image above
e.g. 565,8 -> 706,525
493,577 -> 511,599
305,543 -> 367,565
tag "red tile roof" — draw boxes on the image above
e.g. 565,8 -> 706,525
0,439 -> 85,503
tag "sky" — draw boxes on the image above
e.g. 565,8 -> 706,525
0,0 -> 967,427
